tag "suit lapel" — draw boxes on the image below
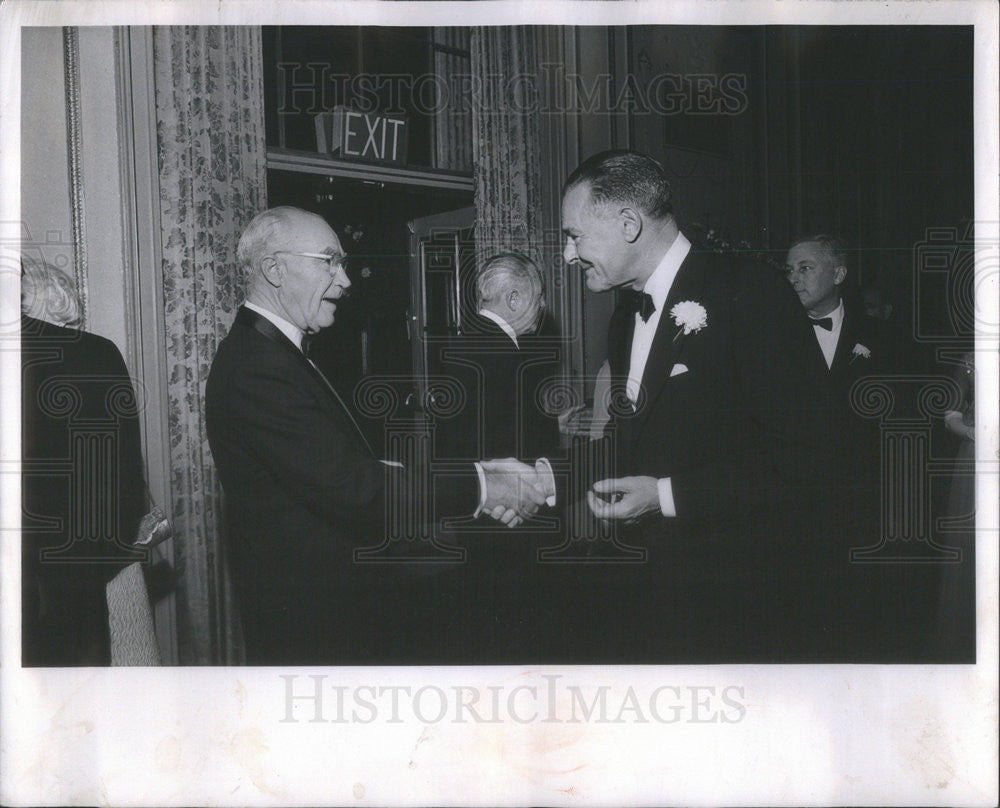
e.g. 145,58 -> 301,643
606,298 -> 634,378
235,306 -> 376,457
830,301 -> 858,377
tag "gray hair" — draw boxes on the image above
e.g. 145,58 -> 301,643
236,206 -> 304,289
21,257 -> 82,327
789,233 -> 850,271
477,253 -> 543,305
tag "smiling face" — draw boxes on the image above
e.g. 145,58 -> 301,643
784,240 -> 846,317
273,214 -> 350,334
562,182 -> 635,292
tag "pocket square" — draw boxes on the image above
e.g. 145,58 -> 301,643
670,363 -> 688,377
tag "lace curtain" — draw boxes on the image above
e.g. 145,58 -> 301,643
152,26 -> 267,664
470,27 -> 546,267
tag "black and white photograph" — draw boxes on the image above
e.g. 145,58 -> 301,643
1,1 -> 997,805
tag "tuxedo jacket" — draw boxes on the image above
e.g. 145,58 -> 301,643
806,297 -> 898,530
21,315 -> 147,666
808,296 -> 896,410
566,247 -> 829,559
205,306 -> 478,664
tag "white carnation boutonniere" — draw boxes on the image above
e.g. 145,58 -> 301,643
850,343 -> 871,365
670,300 -> 708,338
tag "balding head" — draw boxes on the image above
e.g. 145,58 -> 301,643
240,206 -> 349,333
477,253 -> 545,337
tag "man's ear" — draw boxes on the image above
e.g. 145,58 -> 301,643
833,265 -> 847,286
620,207 -> 642,243
259,255 -> 283,288
507,288 -> 520,311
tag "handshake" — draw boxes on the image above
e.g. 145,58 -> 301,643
479,458 -> 556,528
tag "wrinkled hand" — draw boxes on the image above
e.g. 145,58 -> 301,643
534,458 -> 556,501
587,476 -> 660,523
481,458 -> 547,528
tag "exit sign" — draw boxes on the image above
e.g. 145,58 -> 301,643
315,107 -> 409,165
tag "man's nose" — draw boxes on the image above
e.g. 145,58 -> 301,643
563,237 -> 577,264
338,266 -> 352,288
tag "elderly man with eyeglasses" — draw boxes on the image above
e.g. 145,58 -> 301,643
206,206 -> 546,664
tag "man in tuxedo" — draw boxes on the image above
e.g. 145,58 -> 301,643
21,313 -> 147,665
785,235 -> 894,491
205,206 -> 546,664
785,235 -> 935,657
553,150 -> 830,660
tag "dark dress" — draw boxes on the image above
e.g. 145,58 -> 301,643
21,315 -> 147,666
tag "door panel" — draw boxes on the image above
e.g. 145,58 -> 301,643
408,207 -> 475,402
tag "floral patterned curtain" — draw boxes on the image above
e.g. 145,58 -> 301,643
470,27 -> 545,268
152,26 -> 267,664
432,27 -> 473,174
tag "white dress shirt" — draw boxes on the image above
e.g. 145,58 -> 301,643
626,233 -> 691,518
812,298 -> 845,369
245,301 -> 304,351
626,232 -> 691,405
477,308 -> 519,347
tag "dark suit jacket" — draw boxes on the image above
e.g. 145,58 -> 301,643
429,314 -> 564,661
436,313 -> 561,462
807,297 -> 895,507
579,247 -> 827,549
21,315 -> 147,666
554,247 -> 832,661
802,298 -> 944,659
205,306 -> 478,664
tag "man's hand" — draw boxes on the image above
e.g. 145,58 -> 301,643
587,476 -> 660,523
481,458 -> 548,528
534,458 -> 556,501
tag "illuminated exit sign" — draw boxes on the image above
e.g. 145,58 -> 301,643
315,106 -> 409,165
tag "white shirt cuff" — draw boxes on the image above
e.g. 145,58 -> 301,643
657,477 -> 676,517
537,457 -> 557,507
474,461 -> 487,517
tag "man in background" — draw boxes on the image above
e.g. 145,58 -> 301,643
434,253 -> 562,661
785,235 -> 896,533
785,235 -> 938,657
437,252 -> 559,462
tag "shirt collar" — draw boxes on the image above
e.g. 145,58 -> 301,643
642,231 -> 692,309
478,309 -> 519,347
830,298 -> 845,329
244,301 -> 306,352
813,298 -> 845,328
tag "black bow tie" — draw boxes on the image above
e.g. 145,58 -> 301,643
810,317 -> 833,331
300,332 -> 317,357
624,290 -> 656,323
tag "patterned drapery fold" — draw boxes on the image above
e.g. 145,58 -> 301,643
470,27 -> 545,269
152,26 -> 268,664
433,27 -> 473,173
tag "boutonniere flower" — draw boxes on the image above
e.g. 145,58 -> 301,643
670,301 -> 708,336
850,343 -> 871,365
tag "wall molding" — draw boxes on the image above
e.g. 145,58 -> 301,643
62,26 -> 89,329
119,26 -> 178,665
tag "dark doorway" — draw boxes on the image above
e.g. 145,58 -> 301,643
267,169 -> 472,451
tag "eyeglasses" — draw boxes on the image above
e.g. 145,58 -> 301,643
273,251 -> 346,272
